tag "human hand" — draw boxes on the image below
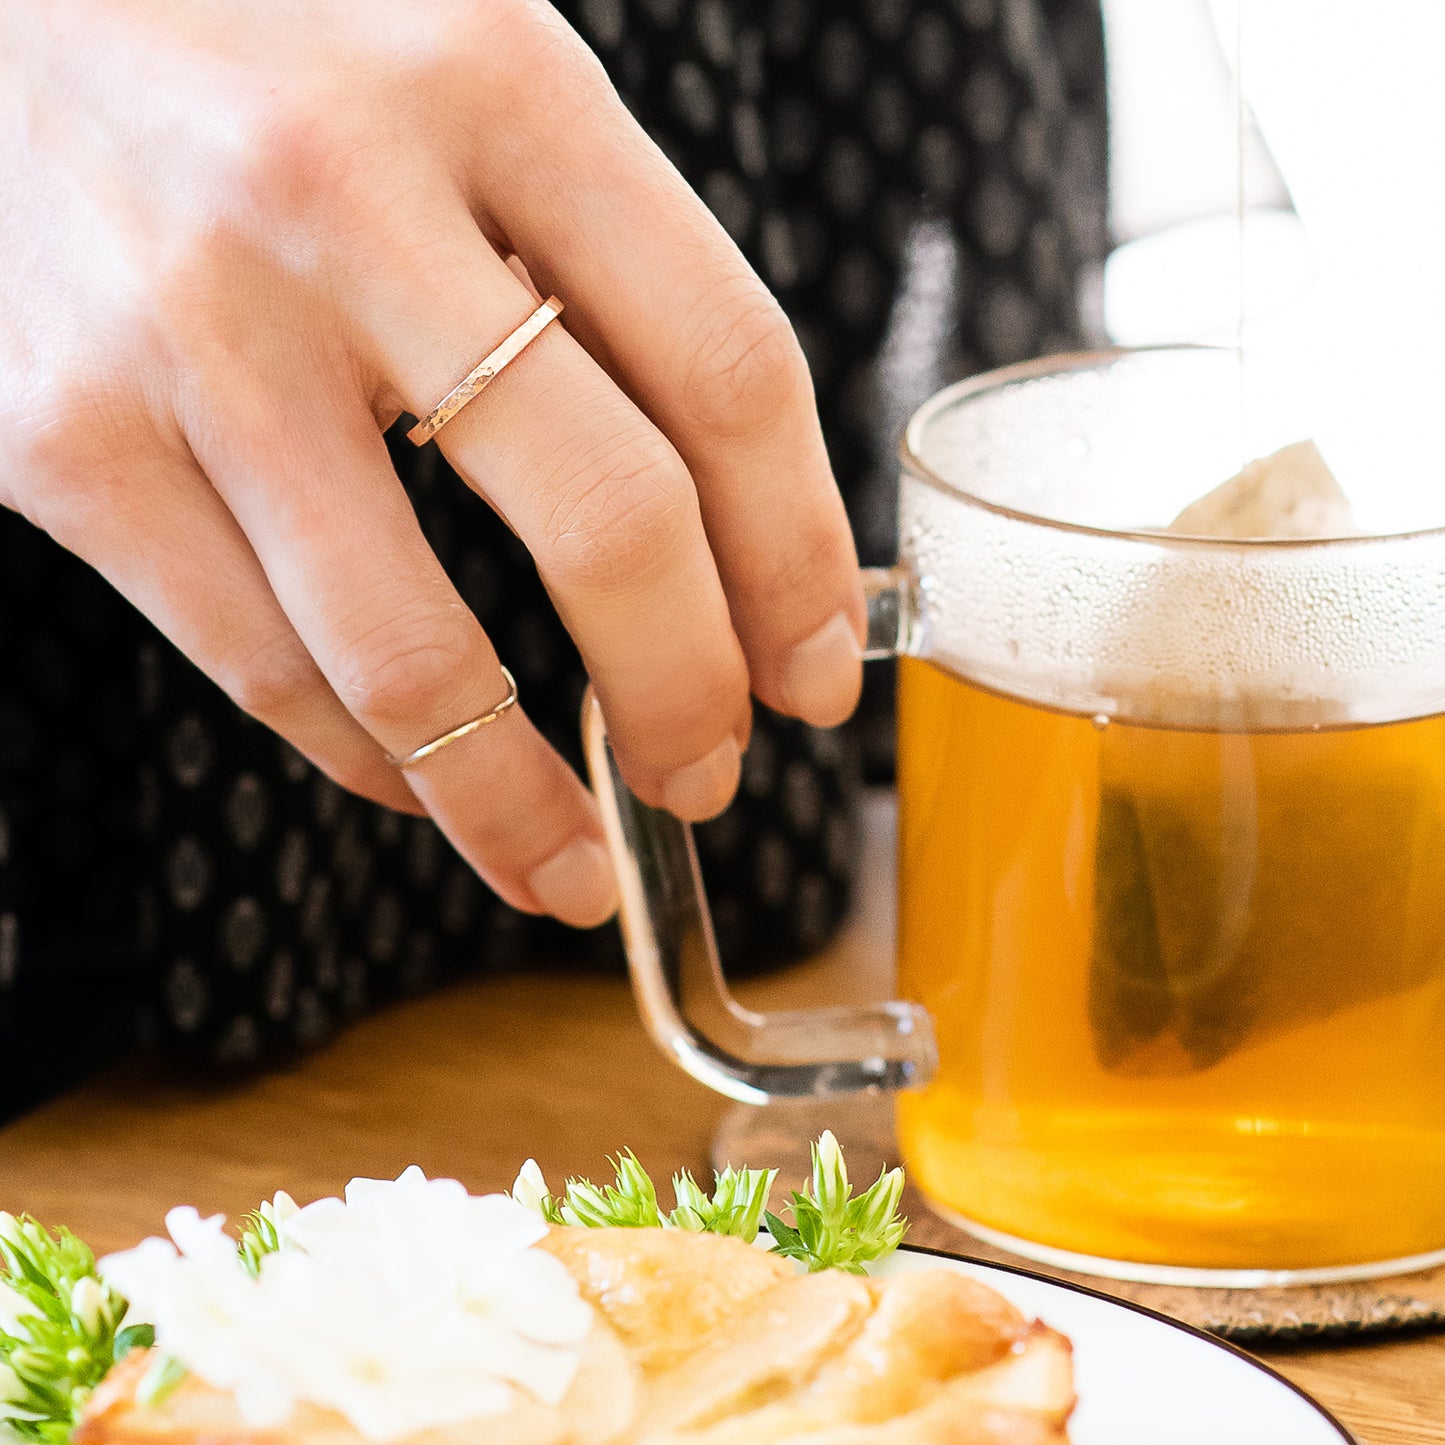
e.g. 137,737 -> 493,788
0,0 -> 864,928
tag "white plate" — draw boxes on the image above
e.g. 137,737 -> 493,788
873,1246 -> 1356,1444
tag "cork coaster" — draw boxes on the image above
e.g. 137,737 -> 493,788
715,1097 -> 1445,1343
904,1194 -> 1445,1343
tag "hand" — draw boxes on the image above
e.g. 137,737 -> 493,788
0,0 -> 864,927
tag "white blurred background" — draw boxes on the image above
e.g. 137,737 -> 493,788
1101,0 -> 1445,531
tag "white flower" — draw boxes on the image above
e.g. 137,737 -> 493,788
0,1216 -> 20,1250
510,1160 -> 551,1218
100,1169 -> 593,1443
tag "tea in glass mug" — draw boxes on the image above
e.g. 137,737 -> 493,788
584,347 -> 1445,1284
896,666 -> 1445,1275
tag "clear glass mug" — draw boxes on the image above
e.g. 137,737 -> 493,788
582,347 -> 1445,1286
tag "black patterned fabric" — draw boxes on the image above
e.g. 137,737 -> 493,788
0,0 -> 1106,1119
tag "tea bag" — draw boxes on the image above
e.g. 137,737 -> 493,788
1166,439 -> 1359,540
1092,734 -> 1445,1073
1089,442 -> 1445,1074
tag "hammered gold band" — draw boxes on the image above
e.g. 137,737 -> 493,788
387,666 -> 519,768
407,297 -> 564,446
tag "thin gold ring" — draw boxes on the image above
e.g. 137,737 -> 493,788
406,297 -> 564,446
387,666 -> 519,768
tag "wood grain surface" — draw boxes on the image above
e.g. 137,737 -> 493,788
1,795 -> 1441,1444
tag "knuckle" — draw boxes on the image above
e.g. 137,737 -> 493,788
763,518 -> 851,614
3,379 -> 153,535
538,429 -> 693,596
334,612 -> 478,730
612,680 -> 745,782
225,84 -> 363,225
671,673 -> 748,746
4,416 -> 76,526
481,0 -> 614,119
4,390 -> 65,482
682,292 -> 811,439
326,755 -> 402,805
8,375 -> 109,476
226,642 -> 322,723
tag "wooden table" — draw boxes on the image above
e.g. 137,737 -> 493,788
3,796 -> 1442,1444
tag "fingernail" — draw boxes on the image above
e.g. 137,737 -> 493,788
783,612 -> 862,727
528,838 -> 618,929
662,735 -> 741,822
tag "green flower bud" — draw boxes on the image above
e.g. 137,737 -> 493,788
510,1161 -> 551,1218
812,1131 -> 848,1213
70,1277 -> 109,1336
268,1192 -> 299,1230
0,1360 -> 28,1408
7,1350 -> 44,1379
0,1282 -> 36,1341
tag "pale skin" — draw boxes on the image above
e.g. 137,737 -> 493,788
0,0 -> 866,928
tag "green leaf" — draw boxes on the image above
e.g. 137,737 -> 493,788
762,1213 -> 802,1254
112,1326 -> 154,1365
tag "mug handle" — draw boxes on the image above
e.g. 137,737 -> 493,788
581,567 -> 938,1105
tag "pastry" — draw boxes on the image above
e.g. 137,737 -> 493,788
4,1142 -> 1075,1445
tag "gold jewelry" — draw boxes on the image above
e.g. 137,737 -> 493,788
387,666 -> 519,767
407,297 -> 564,445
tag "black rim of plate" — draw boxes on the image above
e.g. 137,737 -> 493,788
894,1243 -> 1359,1444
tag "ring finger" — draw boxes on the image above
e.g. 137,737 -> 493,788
180,353 -> 620,930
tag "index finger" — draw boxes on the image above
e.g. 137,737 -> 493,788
465,41 -> 866,729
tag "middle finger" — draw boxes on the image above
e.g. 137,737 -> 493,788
355,210 -> 754,822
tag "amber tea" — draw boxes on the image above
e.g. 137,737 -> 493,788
896,656 -> 1445,1272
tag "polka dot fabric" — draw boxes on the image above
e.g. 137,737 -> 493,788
0,0 -> 1105,1113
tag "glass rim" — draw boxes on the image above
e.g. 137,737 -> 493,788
899,344 -> 1445,550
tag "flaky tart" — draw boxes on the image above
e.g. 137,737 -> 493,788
78,1226 -> 1072,1445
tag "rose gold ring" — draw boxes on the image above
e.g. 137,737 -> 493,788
387,666 -> 519,768
406,297 -> 564,446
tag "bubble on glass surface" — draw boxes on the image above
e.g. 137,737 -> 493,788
900,351 -> 1445,729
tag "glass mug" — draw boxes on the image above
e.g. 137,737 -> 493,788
581,346 -> 1445,1286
